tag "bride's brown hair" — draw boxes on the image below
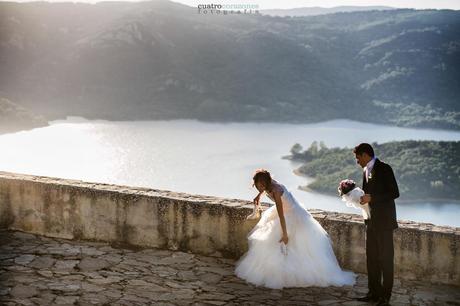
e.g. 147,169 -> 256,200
252,169 -> 272,190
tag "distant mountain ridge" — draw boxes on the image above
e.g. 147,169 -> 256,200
0,0 -> 459,130
261,6 -> 396,17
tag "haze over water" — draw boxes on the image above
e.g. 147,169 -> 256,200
1,117 -> 460,227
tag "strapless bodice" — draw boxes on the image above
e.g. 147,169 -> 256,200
266,183 -> 295,213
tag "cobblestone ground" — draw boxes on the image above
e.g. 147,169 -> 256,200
0,230 -> 459,306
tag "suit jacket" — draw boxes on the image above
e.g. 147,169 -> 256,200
363,158 -> 399,230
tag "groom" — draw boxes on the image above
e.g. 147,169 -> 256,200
353,143 -> 399,306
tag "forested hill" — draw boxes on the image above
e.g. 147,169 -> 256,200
0,97 -> 48,134
287,141 -> 460,202
261,6 -> 395,17
0,1 -> 459,129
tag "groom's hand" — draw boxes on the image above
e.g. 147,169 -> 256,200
360,194 -> 371,204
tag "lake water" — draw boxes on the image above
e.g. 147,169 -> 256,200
1,117 -> 459,227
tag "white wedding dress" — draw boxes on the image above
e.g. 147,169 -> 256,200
235,182 -> 356,289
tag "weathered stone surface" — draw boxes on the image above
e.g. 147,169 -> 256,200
87,275 -> 122,285
30,292 -> 56,305
78,257 -> 111,271
81,282 -> 105,293
9,284 -> 38,298
0,227 -> 459,306
79,292 -> 110,305
196,266 -> 234,276
28,256 -> 55,269
54,295 -> 79,305
47,281 -> 81,292
197,272 -> 223,283
54,259 -> 80,271
81,246 -> 105,256
36,270 -> 53,278
13,254 -> 36,265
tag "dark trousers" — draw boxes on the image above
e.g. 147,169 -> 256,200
366,226 -> 394,300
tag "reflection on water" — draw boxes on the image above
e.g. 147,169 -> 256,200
1,117 -> 459,227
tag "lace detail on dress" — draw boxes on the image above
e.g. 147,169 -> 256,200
265,181 -> 284,202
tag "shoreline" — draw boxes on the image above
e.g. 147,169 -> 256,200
34,115 -> 460,133
0,122 -> 49,136
294,168 -> 460,205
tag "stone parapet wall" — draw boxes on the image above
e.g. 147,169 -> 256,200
0,171 -> 458,286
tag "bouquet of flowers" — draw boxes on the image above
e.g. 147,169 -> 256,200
246,201 -> 261,220
338,179 -> 370,220
280,242 -> 288,256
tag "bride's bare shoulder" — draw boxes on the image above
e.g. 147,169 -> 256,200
270,181 -> 284,196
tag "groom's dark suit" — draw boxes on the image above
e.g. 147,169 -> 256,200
362,158 -> 399,301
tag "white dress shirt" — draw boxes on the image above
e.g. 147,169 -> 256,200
364,157 -> 377,183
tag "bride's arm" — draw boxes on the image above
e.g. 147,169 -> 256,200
253,190 -> 263,205
273,189 -> 288,244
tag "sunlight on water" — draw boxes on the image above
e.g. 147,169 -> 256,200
0,121 -> 118,182
1,117 -> 460,227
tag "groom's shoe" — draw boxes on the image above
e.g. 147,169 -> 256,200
356,294 -> 379,302
375,297 -> 391,306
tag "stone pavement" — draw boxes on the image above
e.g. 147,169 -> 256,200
0,230 -> 458,306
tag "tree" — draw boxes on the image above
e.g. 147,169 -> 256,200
290,143 -> 303,155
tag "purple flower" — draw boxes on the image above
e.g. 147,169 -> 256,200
338,179 -> 356,196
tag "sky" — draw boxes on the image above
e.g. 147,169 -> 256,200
1,0 -> 460,10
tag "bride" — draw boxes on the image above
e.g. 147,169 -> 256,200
235,169 -> 356,289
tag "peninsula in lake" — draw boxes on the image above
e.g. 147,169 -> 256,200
286,140 -> 460,202
0,97 -> 48,134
